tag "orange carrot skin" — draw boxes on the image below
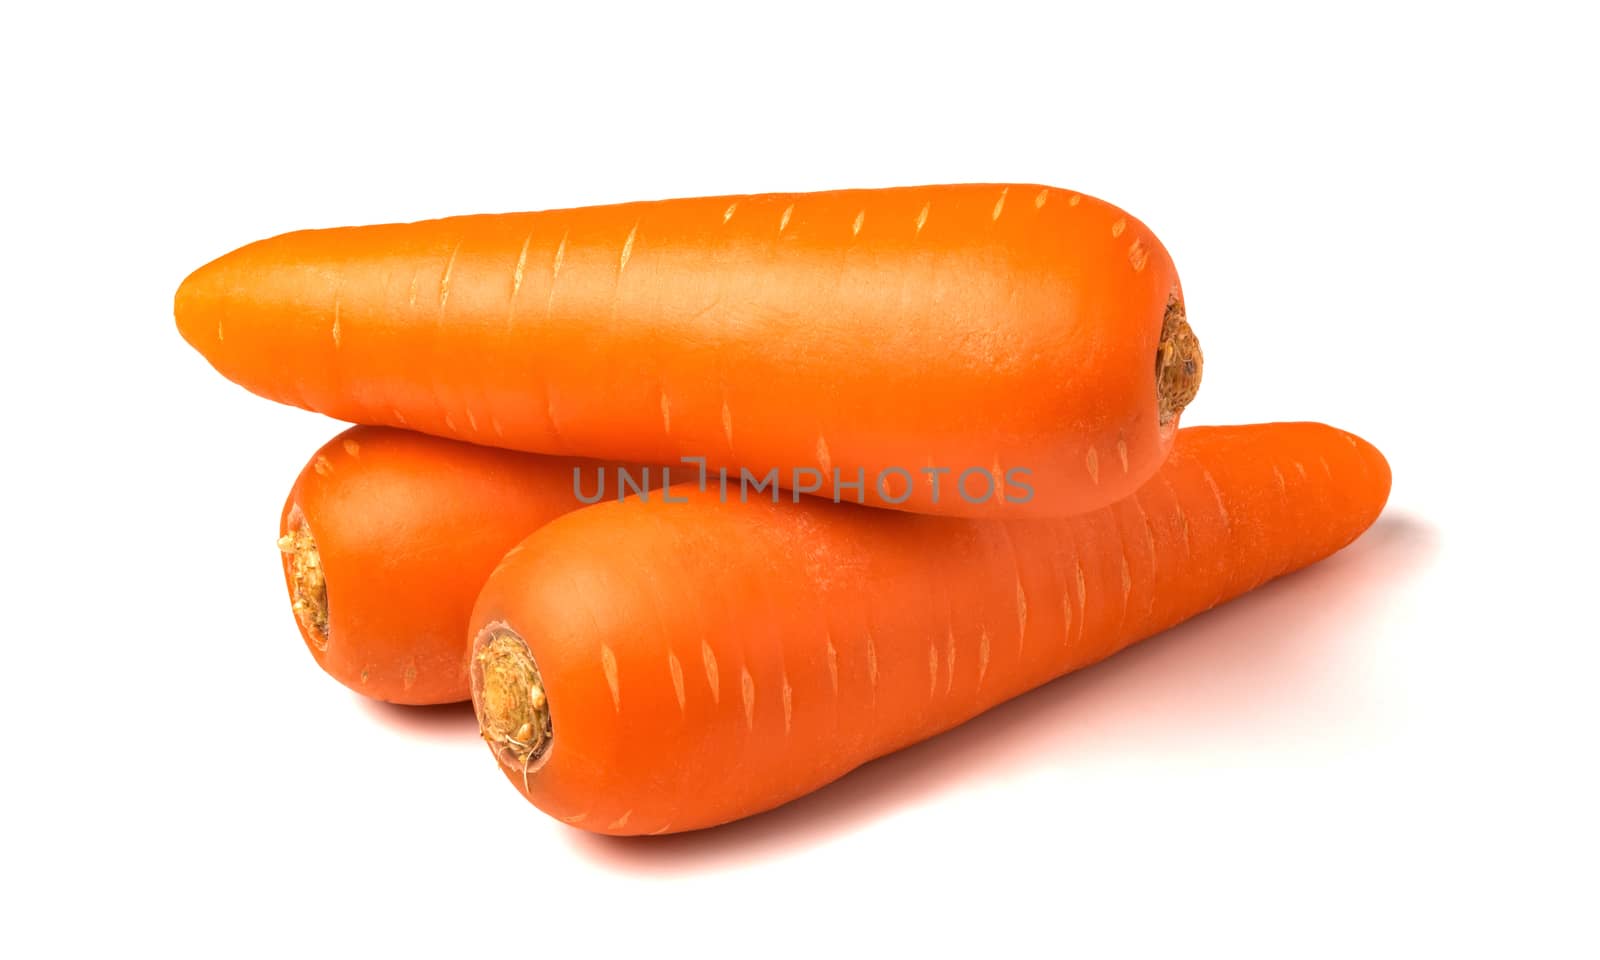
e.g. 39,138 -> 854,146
178,184 -> 1187,518
469,423 -> 1390,834
280,425 -> 629,705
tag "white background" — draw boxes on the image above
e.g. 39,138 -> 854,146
4,2 -> 1595,956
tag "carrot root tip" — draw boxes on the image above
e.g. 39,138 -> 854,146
470,624 -> 553,785
1156,297 -> 1203,426
279,515 -> 329,650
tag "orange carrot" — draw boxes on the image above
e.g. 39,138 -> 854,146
279,425 -> 636,705
176,184 -> 1201,518
468,422 -> 1389,834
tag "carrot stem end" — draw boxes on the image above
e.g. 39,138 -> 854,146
471,625 -> 553,785
1156,297 -> 1203,426
278,516 -> 329,650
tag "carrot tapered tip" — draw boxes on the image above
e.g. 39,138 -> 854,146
173,250 -> 245,365
1345,428 -> 1393,514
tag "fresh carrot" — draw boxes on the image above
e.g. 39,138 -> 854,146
468,422 -> 1389,834
176,183 -> 1201,518
279,425 -> 635,705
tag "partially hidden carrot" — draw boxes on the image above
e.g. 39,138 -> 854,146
468,422 -> 1390,834
279,425 -> 631,705
177,183 -> 1202,518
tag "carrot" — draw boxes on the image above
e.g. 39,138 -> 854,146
278,425 -> 637,705
468,422 -> 1389,834
176,183 -> 1201,518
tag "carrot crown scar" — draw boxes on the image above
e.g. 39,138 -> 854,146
277,516 -> 328,649
1157,297 -> 1202,425
473,625 -> 553,789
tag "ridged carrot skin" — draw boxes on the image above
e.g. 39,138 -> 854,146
278,425 -> 625,705
469,422 -> 1389,834
176,183 -> 1199,518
